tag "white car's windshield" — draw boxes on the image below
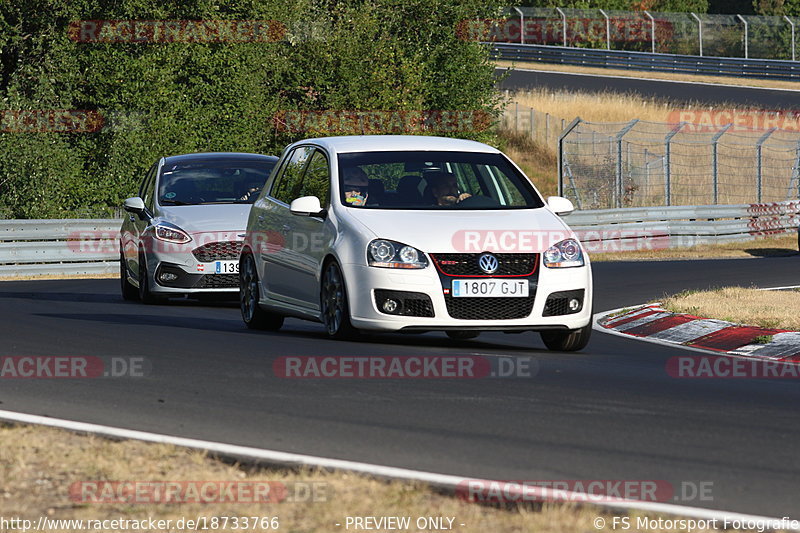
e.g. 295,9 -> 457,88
337,151 -> 544,209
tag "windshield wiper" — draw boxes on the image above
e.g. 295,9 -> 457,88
160,199 -> 192,205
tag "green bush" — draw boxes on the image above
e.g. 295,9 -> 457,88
0,0 -> 507,218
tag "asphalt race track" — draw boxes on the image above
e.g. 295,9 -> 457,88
499,68 -> 800,108
1,257 -> 799,517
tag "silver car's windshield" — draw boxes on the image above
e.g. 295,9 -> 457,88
337,151 -> 544,210
158,160 -> 276,206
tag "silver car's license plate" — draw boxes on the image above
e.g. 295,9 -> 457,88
214,260 -> 239,274
451,279 -> 528,298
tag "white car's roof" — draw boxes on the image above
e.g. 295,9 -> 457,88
298,135 -> 501,154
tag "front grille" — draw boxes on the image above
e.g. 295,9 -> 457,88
374,289 -> 435,317
543,289 -> 585,316
192,241 -> 243,262
431,253 -> 537,277
196,273 -> 239,289
444,295 -> 534,320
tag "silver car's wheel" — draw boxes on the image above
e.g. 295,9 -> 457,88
320,261 -> 356,339
120,251 -> 138,301
137,250 -> 160,305
239,251 -> 283,331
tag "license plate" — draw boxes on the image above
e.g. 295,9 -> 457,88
451,279 -> 529,298
214,260 -> 239,274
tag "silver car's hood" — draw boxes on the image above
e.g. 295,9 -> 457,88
157,204 -> 251,235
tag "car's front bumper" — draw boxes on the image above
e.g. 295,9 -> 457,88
343,261 -> 592,332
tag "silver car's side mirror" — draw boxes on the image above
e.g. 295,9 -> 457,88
124,197 -> 151,221
290,196 -> 326,218
546,196 -> 575,217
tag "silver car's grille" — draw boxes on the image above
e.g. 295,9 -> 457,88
192,241 -> 243,262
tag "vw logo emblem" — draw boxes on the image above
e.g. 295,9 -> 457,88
478,253 -> 499,274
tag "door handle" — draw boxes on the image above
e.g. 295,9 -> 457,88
257,215 -> 265,221
129,215 -> 136,222
281,224 -> 291,234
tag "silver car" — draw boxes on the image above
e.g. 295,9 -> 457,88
120,152 -> 278,303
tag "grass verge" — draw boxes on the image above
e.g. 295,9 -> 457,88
660,287 -> 800,330
588,233 -> 798,262
0,273 -> 119,282
0,423 -> 757,533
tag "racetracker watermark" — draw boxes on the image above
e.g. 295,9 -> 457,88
0,356 -> 149,379
273,356 -> 538,379
69,481 -> 328,504
456,18 -> 659,44
68,20 -> 286,43
667,109 -> 800,133
667,356 -> 800,379
0,110 -> 104,133
457,479 -> 712,503
450,229 -> 672,254
272,110 -> 493,135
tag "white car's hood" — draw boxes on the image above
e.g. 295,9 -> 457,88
343,208 -> 574,254
158,204 -> 251,239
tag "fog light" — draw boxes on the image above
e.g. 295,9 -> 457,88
568,298 -> 581,311
159,272 -> 178,282
382,299 -> 399,313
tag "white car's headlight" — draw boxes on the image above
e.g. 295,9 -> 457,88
154,224 -> 192,244
368,239 -> 427,269
543,238 -> 584,268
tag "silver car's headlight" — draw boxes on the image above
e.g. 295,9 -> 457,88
368,239 -> 427,269
154,223 -> 192,244
543,238 -> 584,268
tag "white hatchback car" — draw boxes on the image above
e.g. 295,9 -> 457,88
239,136 -> 593,351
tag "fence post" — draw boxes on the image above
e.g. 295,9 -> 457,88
785,16 -> 795,61
644,11 -> 655,53
599,9 -> 610,50
711,123 -> 732,204
644,148 -> 650,192
664,122 -> 686,206
558,117 -> 583,199
756,127 -> 776,203
691,13 -> 703,56
736,15 -> 748,59
545,113 -> 550,143
615,119 -> 639,208
556,7 -> 567,47
514,102 -> 519,132
514,7 -> 525,44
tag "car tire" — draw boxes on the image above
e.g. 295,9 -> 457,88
120,251 -> 138,301
239,251 -> 284,331
137,250 -> 162,305
320,260 -> 357,340
540,324 -> 592,352
446,331 -> 480,340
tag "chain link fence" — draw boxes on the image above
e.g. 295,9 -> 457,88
507,7 -> 799,60
558,119 -> 800,210
500,100 -> 567,148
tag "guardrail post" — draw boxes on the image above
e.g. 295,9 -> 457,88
785,16 -> 796,61
664,122 -> 687,206
756,127 -> 776,203
615,119 -> 639,208
558,117 -> 583,199
599,9 -> 611,50
514,7 -> 525,44
691,13 -> 703,56
556,7 -> 567,47
711,123 -> 732,204
644,11 -> 655,53
736,15 -> 748,59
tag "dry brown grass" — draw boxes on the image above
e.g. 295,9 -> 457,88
0,423 -> 756,533
589,233 -> 798,262
499,129 -> 558,196
661,286 -> 800,330
495,60 -> 800,91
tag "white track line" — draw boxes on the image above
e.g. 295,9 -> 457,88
0,409 -> 794,527
495,65 -> 800,92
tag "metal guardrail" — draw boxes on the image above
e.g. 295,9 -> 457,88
0,219 -> 121,278
491,42 -> 800,80
0,206 -> 796,278
565,201 -> 800,250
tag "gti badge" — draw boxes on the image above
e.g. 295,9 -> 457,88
478,253 -> 499,274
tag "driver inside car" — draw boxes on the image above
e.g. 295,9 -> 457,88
428,171 -> 471,206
